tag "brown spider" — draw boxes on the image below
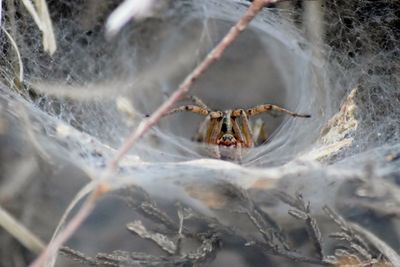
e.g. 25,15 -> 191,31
163,96 -> 311,159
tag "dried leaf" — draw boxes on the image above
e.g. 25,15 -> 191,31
127,220 -> 176,254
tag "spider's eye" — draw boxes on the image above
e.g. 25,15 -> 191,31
222,134 -> 235,141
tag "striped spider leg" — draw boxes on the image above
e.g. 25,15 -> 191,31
252,118 -> 268,146
164,98 -> 226,158
230,104 -> 312,148
163,96 -> 311,160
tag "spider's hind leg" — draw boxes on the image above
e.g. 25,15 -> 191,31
164,105 -> 209,117
252,118 -> 268,146
187,95 -> 210,110
193,116 -> 210,142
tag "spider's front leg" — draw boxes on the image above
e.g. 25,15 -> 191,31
204,112 -> 223,159
186,95 -> 210,110
246,104 -> 311,118
164,105 -> 209,116
232,109 -> 254,148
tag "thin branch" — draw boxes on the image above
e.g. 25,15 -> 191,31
34,0 -> 57,54
127,220 -> 176,255
276,192 -> 324,260
0,205 -> 45,254
19,0 -> 57,54
19,0 -> 44,31
349,223 -> 400,267
59,247 -> 97,266
105,0 -> 158,37
1,26 -> 24,82
29,184 -> 108,267
118,186 -> 178,232
247,241 -> 329,266
94,233 -> 220,266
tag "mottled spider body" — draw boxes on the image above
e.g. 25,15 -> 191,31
164,96 -> 310,159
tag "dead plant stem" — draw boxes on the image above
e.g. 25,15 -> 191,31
29,185 -> 106,267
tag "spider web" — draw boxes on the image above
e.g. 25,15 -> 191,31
0,0 -> 399,266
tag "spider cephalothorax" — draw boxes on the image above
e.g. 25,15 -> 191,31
163,96 -> 311,159
216,110 -> 240,147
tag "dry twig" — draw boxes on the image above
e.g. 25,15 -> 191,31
278,192 -> 323,260
29,184 -> 107,267
323,206 -> 397,266
1,26 -> 23,82
0,205 -> 45,254
349,223 -> 400,267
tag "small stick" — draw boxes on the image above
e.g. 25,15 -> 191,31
349,223 -> 400,267
29,184 -> 107,267
0,205 -> 45,254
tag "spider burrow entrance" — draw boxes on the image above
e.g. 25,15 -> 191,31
162,95 -> 311,159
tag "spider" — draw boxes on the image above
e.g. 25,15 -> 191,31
163,96 -> 311,159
